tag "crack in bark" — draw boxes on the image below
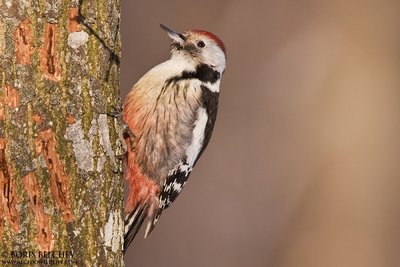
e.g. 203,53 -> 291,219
0,87 -> 21,234
40,24 -> 61,81
78,0 -> 121,72
14,19 -> 33,65
22,172 -> 54,251
1,84 -> 20,120
47,28 -> 55,75
36,130 -> 74,223
69,7 -> 82,33
0,139 -> 20,234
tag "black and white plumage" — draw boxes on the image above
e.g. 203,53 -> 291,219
122,24 -> 226,252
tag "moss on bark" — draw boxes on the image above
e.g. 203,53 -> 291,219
0,0 -> 123,265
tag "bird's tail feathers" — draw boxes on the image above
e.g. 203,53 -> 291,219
124,204 -> 148,252
143,202 -> 162,238
123,132 -> 162,252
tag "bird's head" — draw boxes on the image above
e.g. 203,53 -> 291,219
160,24 -> 226,74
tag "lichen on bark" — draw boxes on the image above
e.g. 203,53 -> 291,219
0,0 -> 123,266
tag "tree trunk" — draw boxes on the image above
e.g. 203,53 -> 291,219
0,0 -> 123,266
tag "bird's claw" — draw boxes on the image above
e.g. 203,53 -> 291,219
123,127 -> 136,150
107,105 -> 122,118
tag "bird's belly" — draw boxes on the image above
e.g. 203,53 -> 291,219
131,83 -> 202,182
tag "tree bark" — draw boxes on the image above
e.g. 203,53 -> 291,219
0,0 -> 123,266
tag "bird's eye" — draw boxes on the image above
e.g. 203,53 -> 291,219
197,41 -> 206,48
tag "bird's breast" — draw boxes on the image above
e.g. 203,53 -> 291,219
124,79 -> 203,183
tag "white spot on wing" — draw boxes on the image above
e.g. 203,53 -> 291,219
173,182 -> 183,192
186,107 -> 208,166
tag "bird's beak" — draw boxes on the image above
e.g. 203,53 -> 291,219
160,24 -> 185,44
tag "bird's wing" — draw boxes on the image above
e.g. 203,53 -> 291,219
144,161 -> 192,237
159,86 -> 220,214
159,161 -> 192,211
145,92 -> 218,235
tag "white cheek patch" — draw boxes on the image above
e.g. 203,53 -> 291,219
203,44 -> 226,74
169,54 -> 197,73
205,79 -> 220,93
186,107 -> 208,166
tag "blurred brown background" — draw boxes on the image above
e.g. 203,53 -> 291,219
121,1 -> 400,266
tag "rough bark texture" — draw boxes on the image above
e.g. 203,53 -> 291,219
0,0 -> 123,266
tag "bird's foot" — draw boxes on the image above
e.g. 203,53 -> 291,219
123,127 -> 136,151
107,105 -> 122,118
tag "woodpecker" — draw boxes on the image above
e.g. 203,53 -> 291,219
123,24 -> 226,251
